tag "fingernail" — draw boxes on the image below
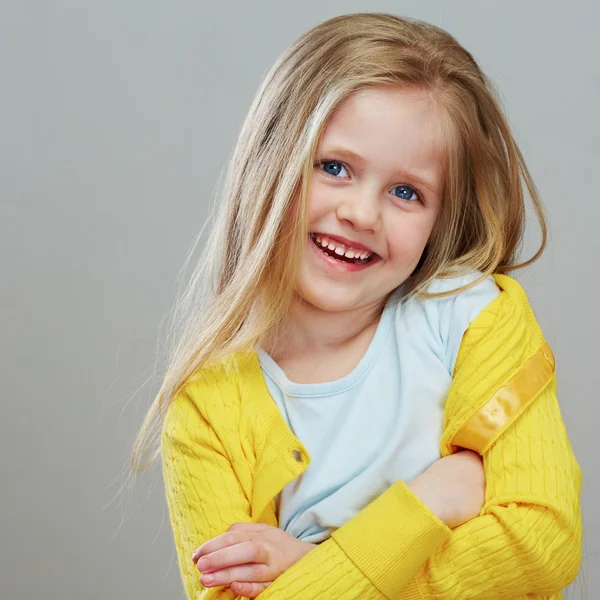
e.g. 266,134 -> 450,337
203,574 -> 214,584
197,557 -> 209,570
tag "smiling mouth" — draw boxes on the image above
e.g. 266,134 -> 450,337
309,233 -> 376,265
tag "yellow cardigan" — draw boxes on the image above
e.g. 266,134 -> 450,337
161,274 -> 582,599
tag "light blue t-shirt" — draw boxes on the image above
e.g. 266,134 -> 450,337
256,271 -> 500,544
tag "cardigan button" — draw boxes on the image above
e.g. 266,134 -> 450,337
292,449 -> 303,462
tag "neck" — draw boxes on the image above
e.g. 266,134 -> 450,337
263,292 -> 388,362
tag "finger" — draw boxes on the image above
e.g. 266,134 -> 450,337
192,530 -> 247,563
196,540 -> 268,574
231,580 -> 273,598
192,524 -> 271,562
200,563 -> 271,588
228,522 -> 270,532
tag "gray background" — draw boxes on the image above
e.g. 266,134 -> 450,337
1,1 -> 597,598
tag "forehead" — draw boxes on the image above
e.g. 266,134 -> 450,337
318,86 -> 448,186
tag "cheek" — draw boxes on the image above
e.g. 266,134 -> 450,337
387,217 -> 436,258
307,182 -> 334,223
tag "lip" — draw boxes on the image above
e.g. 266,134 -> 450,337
311,232 -> 379,257
309,233 -> 380,272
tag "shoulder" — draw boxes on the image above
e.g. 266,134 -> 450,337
413,271 -> 501,373
455,274 -> 548,367
425,270 -> 501,309
162,354 -> 248,441
455,274 -> 546,354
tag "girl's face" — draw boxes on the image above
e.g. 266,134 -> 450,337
295,85 -> 446,315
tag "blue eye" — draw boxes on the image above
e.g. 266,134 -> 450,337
393,185 -> 420,203
317,160 -> 348,178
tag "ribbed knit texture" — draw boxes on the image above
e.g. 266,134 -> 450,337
161,275 -> 582,599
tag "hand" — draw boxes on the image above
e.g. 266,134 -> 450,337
191,522 -> 317,597
407,449 -> 485,529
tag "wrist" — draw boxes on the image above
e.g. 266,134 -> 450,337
407,475 -> 451,526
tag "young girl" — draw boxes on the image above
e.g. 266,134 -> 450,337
132,12 -> 582,599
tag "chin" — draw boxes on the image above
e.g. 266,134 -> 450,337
294,284 -> 366,314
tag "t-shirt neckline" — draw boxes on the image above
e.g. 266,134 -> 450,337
256,286 -> 403,398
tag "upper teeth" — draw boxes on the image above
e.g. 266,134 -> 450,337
314,234 -> 373,260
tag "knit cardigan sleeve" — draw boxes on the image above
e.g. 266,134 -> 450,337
392,289 -> 583,599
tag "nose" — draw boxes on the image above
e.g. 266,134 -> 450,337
335,185 -> 383,234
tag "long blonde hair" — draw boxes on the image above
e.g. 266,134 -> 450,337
131,12 -> 547,472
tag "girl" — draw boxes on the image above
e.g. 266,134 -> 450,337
132,12 -> 582,600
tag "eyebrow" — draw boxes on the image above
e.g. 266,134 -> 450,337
318,146 -> 438,193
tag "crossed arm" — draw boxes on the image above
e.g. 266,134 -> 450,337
161,368 -> 581,600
